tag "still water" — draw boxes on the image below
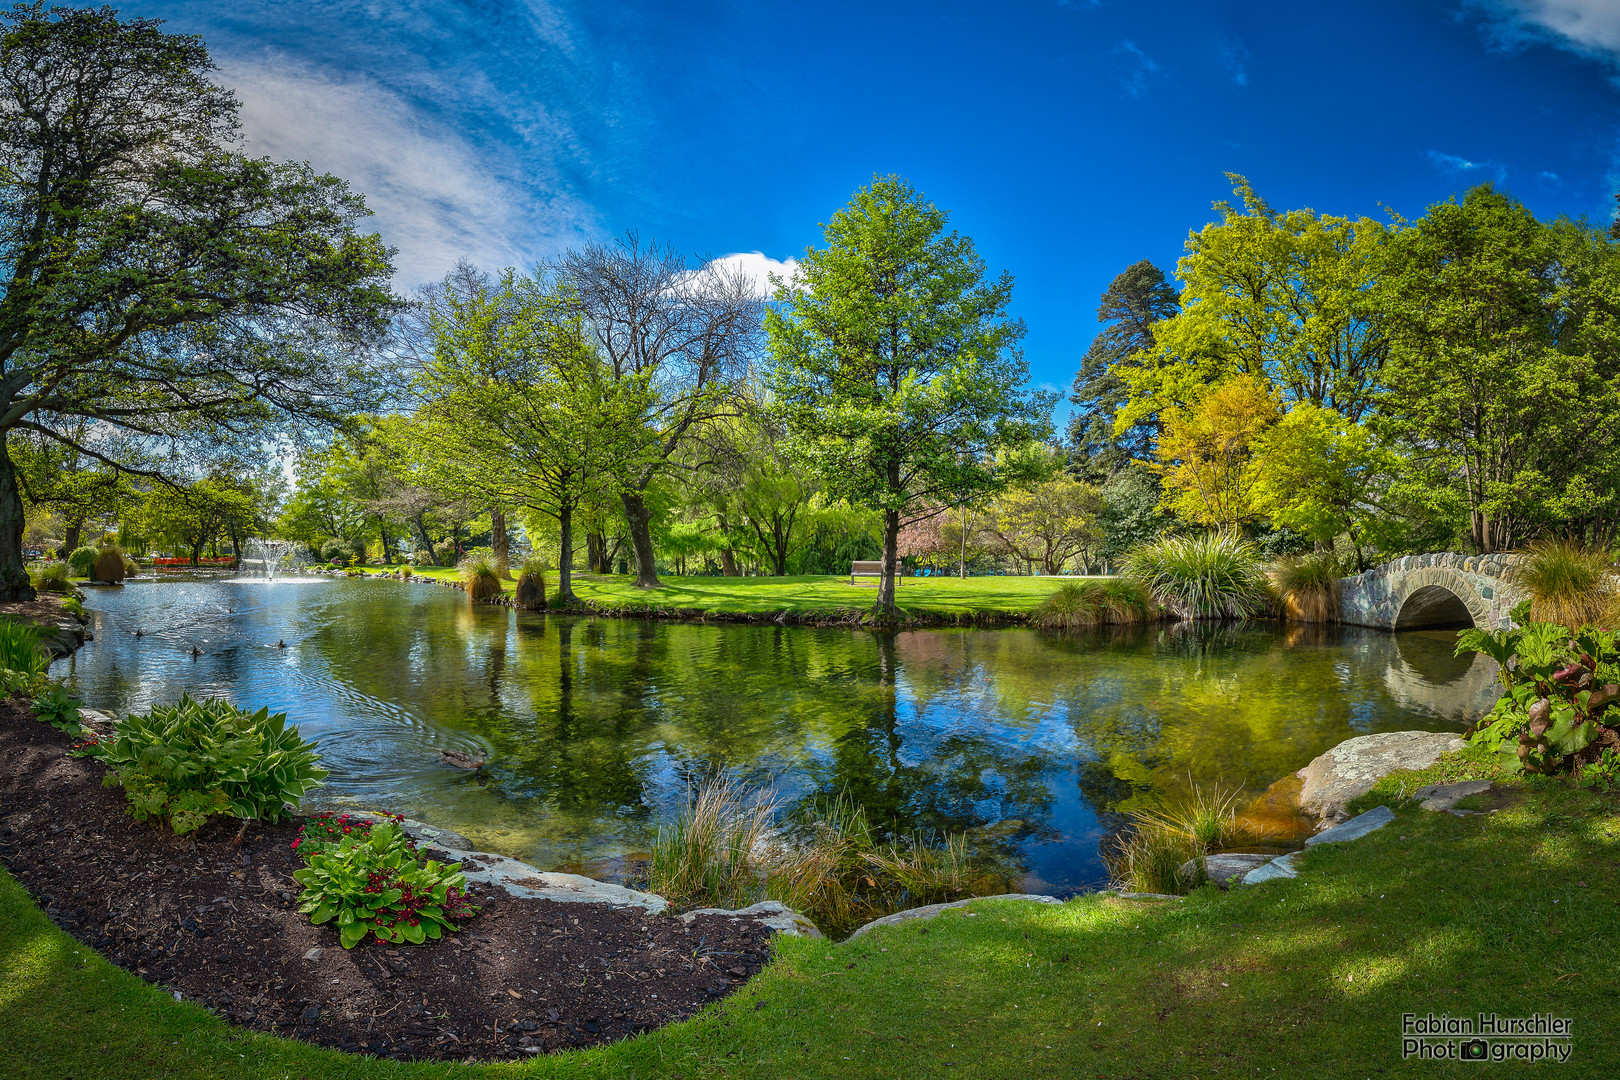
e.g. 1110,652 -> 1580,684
52,577 -> 1500,895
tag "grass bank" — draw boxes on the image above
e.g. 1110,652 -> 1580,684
349,568 -> 1102,623
6,751 -> 1619,1078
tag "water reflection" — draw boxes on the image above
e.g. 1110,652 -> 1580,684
54,579 -> 1499,895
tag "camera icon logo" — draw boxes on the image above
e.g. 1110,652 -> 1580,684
1461,1039 -> 1488,1061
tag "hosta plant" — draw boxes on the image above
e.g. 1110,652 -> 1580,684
293,822 -> 477,948
1456,603 -> 1620,775
31,686 -> 83,734
99,695 -> 328,834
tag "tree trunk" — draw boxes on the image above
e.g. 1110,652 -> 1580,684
491,508 -> 510,577
190,538 -> 204,566
0,438 -> 35,601
620,491 -> 660,588
716,512 -> 739,576
61,519 -> 83,560
410,518 -> 437,565
587,531 -> 603,575
876,507 -> 900,620
379,521 -> 396,565
556,506 -> 577,603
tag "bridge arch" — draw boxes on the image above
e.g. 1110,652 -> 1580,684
1339,553 -> 1522,632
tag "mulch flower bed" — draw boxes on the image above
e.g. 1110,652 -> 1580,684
0,699 -> 773,1061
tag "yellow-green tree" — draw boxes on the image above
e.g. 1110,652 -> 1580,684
985,477 -> 1104,575
1117,176 -> 1392,438
1245,404 -> 1393,567
1153,376 -> 1279,528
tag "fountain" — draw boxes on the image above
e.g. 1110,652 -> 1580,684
230,538 -> 324,583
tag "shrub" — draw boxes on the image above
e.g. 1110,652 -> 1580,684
459,550 -> 504,602
1457,606 -> 1620,775
1510,538 -> 1612,631
92,543 -> 127,583
515,554 -> 547,610
432,539 -> 458,565
293,821 -> 477,948
33,561 -> 72,593
67,546 -> 97,576
1031,578 -> 1156,629
98,696 -> 328,834
319,538 -> 359,565
1123,532 -> 1269,619
1269,551 -> 1342,623
31,686 -> 82,734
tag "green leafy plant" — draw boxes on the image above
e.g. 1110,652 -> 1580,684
1577,747 -> 1620,792
1123,532 -> 1270,619
32,561 -> 73,594
0,618 -> 47,679
292,821 -> 477,948
61,596 -> 84,619
31,686 -> 82,734
66,546 -> 97,576
1456,603 -> 1619,775
98,695 -> 328,834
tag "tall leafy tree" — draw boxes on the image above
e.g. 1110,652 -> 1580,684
0,5 -> 395,597
766,176 -> 1054,617
1153,374 -> 1280,529
1376,186 -> 1620,552
1068,260 -> 1179,476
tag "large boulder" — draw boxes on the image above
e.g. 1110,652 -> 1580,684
1297,731 -> 1464,824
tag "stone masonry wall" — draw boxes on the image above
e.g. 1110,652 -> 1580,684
1339,551 -> 1527,631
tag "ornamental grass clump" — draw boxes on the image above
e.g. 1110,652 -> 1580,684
32,561 -> 72,593
514,553 -> 547,610
1510,538 -> 1613,631
1103,782 -> 1260,895
1270,551 -> 1342,623
1123,533 -> 1269,620
97,695 -> 328,835
458,549 -> 504,602
293,820 -> 477,948
91,543 -> 127,583
650,774 -> 778,911
1031,578 -> 1157,630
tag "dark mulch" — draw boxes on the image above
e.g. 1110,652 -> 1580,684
0,699 -> 773,1062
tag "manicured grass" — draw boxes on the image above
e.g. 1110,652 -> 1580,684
352,568 -> 1099,619
7,755 -> 1620,1078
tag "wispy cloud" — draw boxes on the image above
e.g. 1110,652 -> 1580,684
1222,35 -> 1251,87
1112,40 -> 1162,98
1427,149 -> 1508,184
1466,1 -> 1620,63
1540,169 -> 1564,183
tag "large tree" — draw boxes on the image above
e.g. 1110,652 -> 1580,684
1067,260 -> 1179,476
766,176 -> 1053,617
0,5 -> 395,598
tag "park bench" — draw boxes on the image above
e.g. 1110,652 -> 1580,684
850,560 -> 902,586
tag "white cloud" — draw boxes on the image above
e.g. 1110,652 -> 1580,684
221,56 -> 598,287
705,251 -> 802,297
1470,1 -> 1620,62
1427,149 -> 1508,184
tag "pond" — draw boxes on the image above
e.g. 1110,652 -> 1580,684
52,577 -> 1501,896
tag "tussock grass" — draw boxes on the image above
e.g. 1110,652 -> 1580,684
458,550 -> 505,602
1123,533 -> 1269,619
1030,578 -> 1157,630
1512,537 -> 1613,630
515,554 -> 548,609
650,774 -> 778,911
91,544 -> 127,584
1269,551 -> 1342,623
31,562 -> 72,594
1104,782 -> 1265,895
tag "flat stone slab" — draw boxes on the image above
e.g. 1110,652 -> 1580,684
1304,804 -> 1395,846
1413,780 -> 1493,811
434,846 -> 669,913
678,900 -> 822,938
1297,731 -> 1464,823
1241,852 -> 1302,885
1177,853 -> 1278,888
350,809 -> 471,851
846,893 -> 1062,941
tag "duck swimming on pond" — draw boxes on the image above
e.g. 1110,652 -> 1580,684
276,640 -> 287,649
191,645 -> 201,657
133,628 -> 143,638
438,748 -> 486,770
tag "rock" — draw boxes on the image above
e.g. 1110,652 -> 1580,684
845,893 -> 1061,941
1176,853 -> 1278,889
1412,780 -> 1493,811
302,947 -> 323,961
300,1005 -> 321,1023
1296,731 -> 1465,824
436,847 -> 668,913
350,811 -> 472,852
678,900 -> 822,938
1240,852 -> 1302,885
1304,805 -> 1396,846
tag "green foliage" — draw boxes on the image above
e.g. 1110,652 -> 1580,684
1456,612 -> 1620,775
1509,538 -> 1613,630
0,618 -> 46,677
1123,533 -> 1270,619
1246,404 -> 1391,556
1105,783 -> 1267,894
984,473 -> 1104,574
458,549 -> 505,601
67,546 -> 97,576
32,561 -> 72,593
650,774 -> 778,912
91,544 -> 127,583
98,696 -> 328,834
60,596 -> 84,619
292,821 -> 476,948
30,686 -> 82,734
1269,551 -> 1342,623
1030,578 -> 1156,630
1096,463 -> 1171,565
319,538 -> 360,565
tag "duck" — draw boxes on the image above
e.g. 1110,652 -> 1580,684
438,748 -> 486,770
190,645 -> 202,657
133,628 -> 143,638
276,639 -> 287,649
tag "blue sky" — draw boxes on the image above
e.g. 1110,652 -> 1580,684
130,0 -> 1620,409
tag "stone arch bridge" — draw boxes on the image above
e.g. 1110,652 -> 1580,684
1340,552 -> 1526,631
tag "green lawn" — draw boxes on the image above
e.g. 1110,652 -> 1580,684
7,753 -> 1619,1079
351,568 -> 1093,619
